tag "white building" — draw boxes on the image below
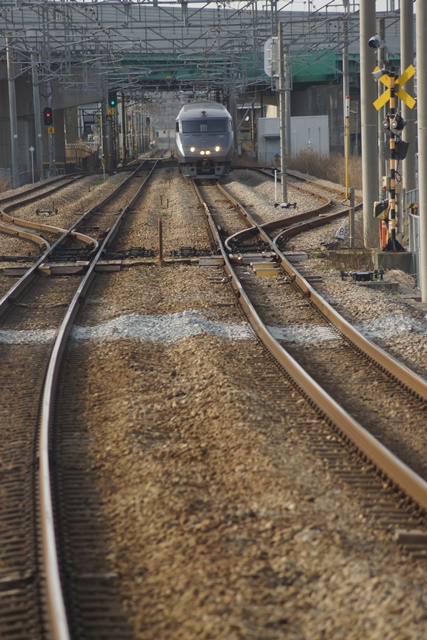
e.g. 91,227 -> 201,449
257,116 -> 329,165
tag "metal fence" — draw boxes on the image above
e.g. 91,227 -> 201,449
409,213 -> 421,289
405,188 -> 421,288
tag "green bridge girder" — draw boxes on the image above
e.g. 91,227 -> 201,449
111,50 -> 400,91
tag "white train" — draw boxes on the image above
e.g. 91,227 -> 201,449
175,101 -> 234,179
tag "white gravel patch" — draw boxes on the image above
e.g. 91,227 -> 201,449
354,313 -> 427,341
268,324 -> 340,343
2,312 -> 426,346
0,328 -> 57,343
71,310 -> 253,343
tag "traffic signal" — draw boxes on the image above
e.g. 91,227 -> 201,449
108,91 -> 117,107
145,116 -> 150,126
43,107 -> 53,126
391,114 -> 406,131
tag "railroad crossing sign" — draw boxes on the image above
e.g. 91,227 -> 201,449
373,64 -> 416,111
371,64 -> 416,252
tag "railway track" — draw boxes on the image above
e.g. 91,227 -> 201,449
0,157 -> 162,639
0,174 -> 87,254
1,164 -> 427,638
193,179 -> 427,546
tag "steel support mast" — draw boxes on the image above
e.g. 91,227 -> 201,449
360,0 -> 379,247
416,1 -> 427,302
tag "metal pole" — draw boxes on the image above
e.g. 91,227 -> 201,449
342,1 -> 350,199
6,36 -> 20,189
342,9 -> 350,200
30,147 -> 35,183
360,0 -> 379,247
102,81 -> 113,174
31,52 -> 44,181
416,1 -> 427,302
401,0 -> 416,194
349,187 -> 355,249
342,11 -> 350,157
377,18 -> 386,197
46,80 -> 55,177
278,21 -> 287,203
345,95 -> 350,199
121,92 -> 127,165
284,45 -> 291,157
229,90 -> 238,157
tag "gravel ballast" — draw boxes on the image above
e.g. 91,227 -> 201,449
2,166 -> 427,639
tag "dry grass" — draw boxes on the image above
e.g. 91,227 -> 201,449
0,177 -> 10,194
318,249 -> 375,272
288,149 -> 362,191
240,149 -> 363,191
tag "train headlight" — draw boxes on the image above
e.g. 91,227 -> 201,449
200,150 -> 205,155
215,146 -> 221,152
189,146 -> 196,153
205,150 -> 211,155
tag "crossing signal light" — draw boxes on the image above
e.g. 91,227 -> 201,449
391,114 -> 406,131
108,91 -> 117,107
43,107 -> 53,126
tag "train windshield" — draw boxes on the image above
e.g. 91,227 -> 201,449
182,119 -> 228,133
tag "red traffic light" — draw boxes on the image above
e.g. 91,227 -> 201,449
43,107 -> 53,126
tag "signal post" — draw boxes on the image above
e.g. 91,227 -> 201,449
372,63 -> 416,252
103,89 -> 117,174
43,105 -> 56,177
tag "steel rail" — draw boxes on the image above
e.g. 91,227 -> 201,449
0,222 -> 50,249
0,211 -> 97,248
0,173 -> 85,211
221,180 -> 363,251
0,174 -> 83,207
286,169 -> 363,202
218,180 -> 427,400
252,167 -> 364,204
38,158 -> 160,640
0,160 -> 154,318
193,180 -> 427,513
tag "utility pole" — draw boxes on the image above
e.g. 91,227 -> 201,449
46,82 -> 55,177
103,83 -> 114,174
278,20 -> 287,204
6,35 -> 20,189
360,0 -> 379,248
31,51 -> 44,181
376,18 -> 386,198
401,0 -> 416,195
121,91 -> 127,166
416,1 -> 427,302
342,3 -> 350,198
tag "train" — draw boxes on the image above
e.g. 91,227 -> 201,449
175,101 -> 234,179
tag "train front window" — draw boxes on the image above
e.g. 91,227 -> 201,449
182,119 -> 228,133
207,119 -> 228,132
